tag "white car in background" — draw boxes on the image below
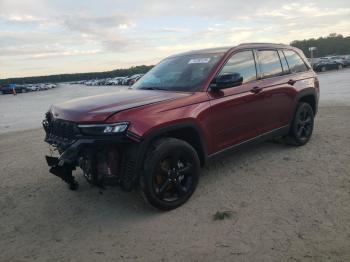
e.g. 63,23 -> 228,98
26,85 -> 41,91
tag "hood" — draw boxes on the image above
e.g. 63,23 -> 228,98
50,89 -> 190,122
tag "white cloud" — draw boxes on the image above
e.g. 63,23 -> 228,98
0,0 -> 350,78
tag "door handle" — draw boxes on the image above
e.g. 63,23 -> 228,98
287,79 -> 296,86
250,86 -> 263,94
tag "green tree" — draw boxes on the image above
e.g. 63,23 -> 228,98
0,65 -> 153,86
291,34 -> 350,57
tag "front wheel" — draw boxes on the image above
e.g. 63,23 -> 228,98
285,102 -> 314,146
141,138 -> 200,211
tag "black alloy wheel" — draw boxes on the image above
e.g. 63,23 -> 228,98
286,102 -> 314,146
141,138 -> 200,210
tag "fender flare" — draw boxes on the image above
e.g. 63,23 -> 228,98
141,121 -> 208,160
294,87 -> 318,115
288,87 -> 318,130
131,121 -> 209,184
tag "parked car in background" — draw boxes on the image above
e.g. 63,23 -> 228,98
121,76 -> 130,85
313,59 -> 344,72
117,77 -> 127,85
128,74 -> 144,85
105,77 -> 124,85
124,74 -> 144,85
45,83 -> 57,89
85,80 -> 99,86
333,56 -> 350,67
0,84 -> 28,94
38,84 -> 49,90
26,85 -> 41,91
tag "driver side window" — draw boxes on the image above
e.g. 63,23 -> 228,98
218,50 -> 257,86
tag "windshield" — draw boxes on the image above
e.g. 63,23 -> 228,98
133,53 -> 223,92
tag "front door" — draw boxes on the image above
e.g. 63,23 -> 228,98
207,50 -> 266,153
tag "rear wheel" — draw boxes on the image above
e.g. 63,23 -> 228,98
141,138 -> 200,211
285,102 -> 314,146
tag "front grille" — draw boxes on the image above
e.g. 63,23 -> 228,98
44,116 -> 79,148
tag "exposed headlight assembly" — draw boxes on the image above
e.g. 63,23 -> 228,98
78,122 -> 129,136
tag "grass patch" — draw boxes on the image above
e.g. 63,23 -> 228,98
213,210 -> 233,221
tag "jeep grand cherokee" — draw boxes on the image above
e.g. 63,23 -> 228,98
43,43 -> 319,210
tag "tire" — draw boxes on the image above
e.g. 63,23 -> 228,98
285,102 -> 314,146
22,89 -> 27,93
321,66 -> 326,72
140,138 -> 200,211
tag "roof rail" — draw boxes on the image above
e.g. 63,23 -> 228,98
238,42 -> 286,45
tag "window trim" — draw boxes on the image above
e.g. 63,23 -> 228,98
255,49 -> 284,80
210,49 -> 258,89
277,50 -> 291,75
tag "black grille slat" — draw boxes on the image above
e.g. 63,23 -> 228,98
46,119 -> 78,146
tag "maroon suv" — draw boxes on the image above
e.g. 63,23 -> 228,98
43,43 -> 319,210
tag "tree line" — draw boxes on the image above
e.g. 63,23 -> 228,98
291,33 -> 350,58
1,33 -> 350,85
0,65 -> 153,86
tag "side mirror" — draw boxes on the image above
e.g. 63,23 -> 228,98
210,73 -> 243,91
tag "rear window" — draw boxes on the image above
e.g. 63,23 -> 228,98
283,50 -> 308,73
257,50 -> 283,78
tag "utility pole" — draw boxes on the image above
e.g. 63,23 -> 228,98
309,47 -> 316,59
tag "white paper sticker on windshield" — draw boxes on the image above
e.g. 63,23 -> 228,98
188,58 -> 211,64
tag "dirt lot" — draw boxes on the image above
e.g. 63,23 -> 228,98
0,70 -> 350,261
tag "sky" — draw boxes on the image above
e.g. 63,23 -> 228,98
0,0 -> 349,78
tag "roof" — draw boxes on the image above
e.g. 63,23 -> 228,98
237,42 -> 290,49
168,43 -> 292,58
168,46 -> 232,58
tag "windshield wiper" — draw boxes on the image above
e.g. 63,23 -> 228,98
139,87 -> 166,90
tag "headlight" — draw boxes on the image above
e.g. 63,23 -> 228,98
78,122 -> 129,136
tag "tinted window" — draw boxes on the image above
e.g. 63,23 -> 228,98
258,50 -> 283,78
218,51 -> 257,85
283,50 -> 308,73
278,50 -> 290,73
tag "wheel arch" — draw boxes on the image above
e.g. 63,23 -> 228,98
295,88 -> 318,115
138,122 -> 208,168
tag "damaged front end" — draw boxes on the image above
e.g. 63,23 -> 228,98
43,111 -> 141,191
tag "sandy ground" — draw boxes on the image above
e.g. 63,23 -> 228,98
0,70 -> 350,261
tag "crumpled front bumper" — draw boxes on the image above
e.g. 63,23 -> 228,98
45,135 -> 134,166
43,115 -> 142,190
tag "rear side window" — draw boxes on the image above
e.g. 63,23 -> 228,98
218,50 -> 257,84
283,50 -> 308,73
257,50 -> 283,78
278,50 -> 290,73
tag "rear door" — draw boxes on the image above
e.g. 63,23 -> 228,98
282,49 -> 316,118
253,49 -> 296,133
